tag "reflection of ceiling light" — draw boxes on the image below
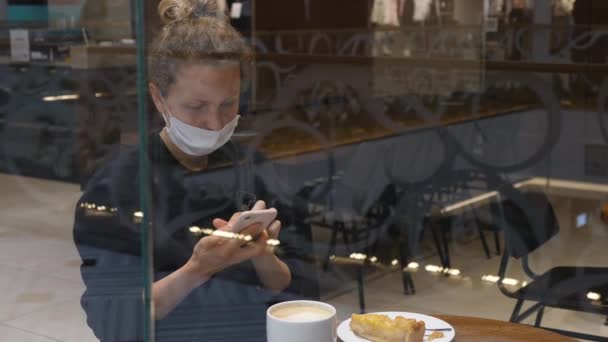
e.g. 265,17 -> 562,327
482,275 -> 519,286
391,259 -> 399,266
189,226 -> 201,233
97,206 -> 106,211
482,275 -> 500,283
212,230 -> 236,239
587,292 -> 601,301
43,94 -> 79,102
407,262 -> 419,270
369,256 -> 378,263
447,268 -> 461,276
349,253 -> 367,261
426,264 -> 444,273
501,278 -> 519,286
267,239 -> 280,246
133,211 -> 144,218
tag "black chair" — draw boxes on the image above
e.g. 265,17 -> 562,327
489,190 -> 608,341
419,171 -> 503,270
309,180 -> 399,313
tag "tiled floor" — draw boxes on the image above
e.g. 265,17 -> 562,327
0,174 -> 96,342
0,173 -> 606,341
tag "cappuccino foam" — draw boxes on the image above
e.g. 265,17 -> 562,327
271,305 -> 333,322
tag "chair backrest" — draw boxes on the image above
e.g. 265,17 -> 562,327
497,191 -> 560,259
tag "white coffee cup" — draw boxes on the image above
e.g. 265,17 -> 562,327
267,300 -> 337,342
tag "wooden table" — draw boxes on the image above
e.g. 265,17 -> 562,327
436,315 -> 578,342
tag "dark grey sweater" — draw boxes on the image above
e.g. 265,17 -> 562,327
73,133 -> 318,342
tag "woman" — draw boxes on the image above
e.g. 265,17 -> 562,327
73,1 -> 316,341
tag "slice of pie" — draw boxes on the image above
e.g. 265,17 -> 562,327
350,314 -> 426,342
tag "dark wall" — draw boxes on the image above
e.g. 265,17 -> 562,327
255,0 -> 369,31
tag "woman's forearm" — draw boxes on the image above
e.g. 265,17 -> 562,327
252,255 -> 291,293
152,262 -> 209,320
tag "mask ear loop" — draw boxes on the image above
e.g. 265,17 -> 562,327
159,91 -> 172,128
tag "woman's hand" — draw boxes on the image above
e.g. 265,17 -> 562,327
212,200 -> 282,258
212,201 -> 291,293
184,213 -> 263,283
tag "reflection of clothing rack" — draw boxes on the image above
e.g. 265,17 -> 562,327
371,0 -> 403,27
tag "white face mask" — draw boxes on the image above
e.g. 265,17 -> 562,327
160,96 -> 240,157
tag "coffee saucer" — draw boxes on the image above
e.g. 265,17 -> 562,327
337,312 -> 455,342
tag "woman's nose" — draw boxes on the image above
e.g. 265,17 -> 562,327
200,110 -> 224,131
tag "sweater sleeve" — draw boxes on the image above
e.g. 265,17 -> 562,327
73,176 -> 146,342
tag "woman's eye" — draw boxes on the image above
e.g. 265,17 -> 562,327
187,104 -> 206,111
221,101 -> 236,108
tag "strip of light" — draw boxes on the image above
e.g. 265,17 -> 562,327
441,177 -> 608,215
349,253 -> 367,261
407,262 -> 419,270
482,274 -> 519,286
441,191 -> 498,214
446,268 -> 461,276
194,227 -> 279,246
43,94 -> 80,102
425,264 -> 444,273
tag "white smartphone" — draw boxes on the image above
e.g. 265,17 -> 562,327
230,208 -> 277,235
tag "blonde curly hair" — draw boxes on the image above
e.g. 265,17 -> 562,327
149,0 -> 252,95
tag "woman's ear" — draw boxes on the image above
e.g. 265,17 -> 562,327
149,83 -> 165,115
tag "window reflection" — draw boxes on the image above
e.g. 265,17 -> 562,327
1,0 -> 607,341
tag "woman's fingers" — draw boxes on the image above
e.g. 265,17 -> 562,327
213,218 -> 230,230
267,220 -> 281,239
252,200 -> 266,211
239,223 -> 262,239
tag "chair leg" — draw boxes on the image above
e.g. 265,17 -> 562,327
429,223 -> 450,268
429,223 -> 443,259
398,224 -> 416,295
510,299 -> 524,322
341,223 -> 352,254
399,254 -> 416,296
404,272 -> 416,295
357,264 -> 366,313
494,231 -> 501,255
323,224 -> 339,272
441,228 -> 451,269
534,305 -> 545,327
479,228 -> 491,259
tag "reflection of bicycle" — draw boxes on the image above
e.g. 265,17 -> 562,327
445,71 -> 562,172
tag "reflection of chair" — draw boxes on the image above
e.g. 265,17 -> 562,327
305,143 -> 398,313
425,208 -> 503,270
420,170 -> 503,269
311,179 -> 396,314
491,191 -> 608,341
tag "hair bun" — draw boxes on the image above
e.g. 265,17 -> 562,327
158,0 -> 222,25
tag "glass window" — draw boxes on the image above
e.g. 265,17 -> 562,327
1,0 -> 607,341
